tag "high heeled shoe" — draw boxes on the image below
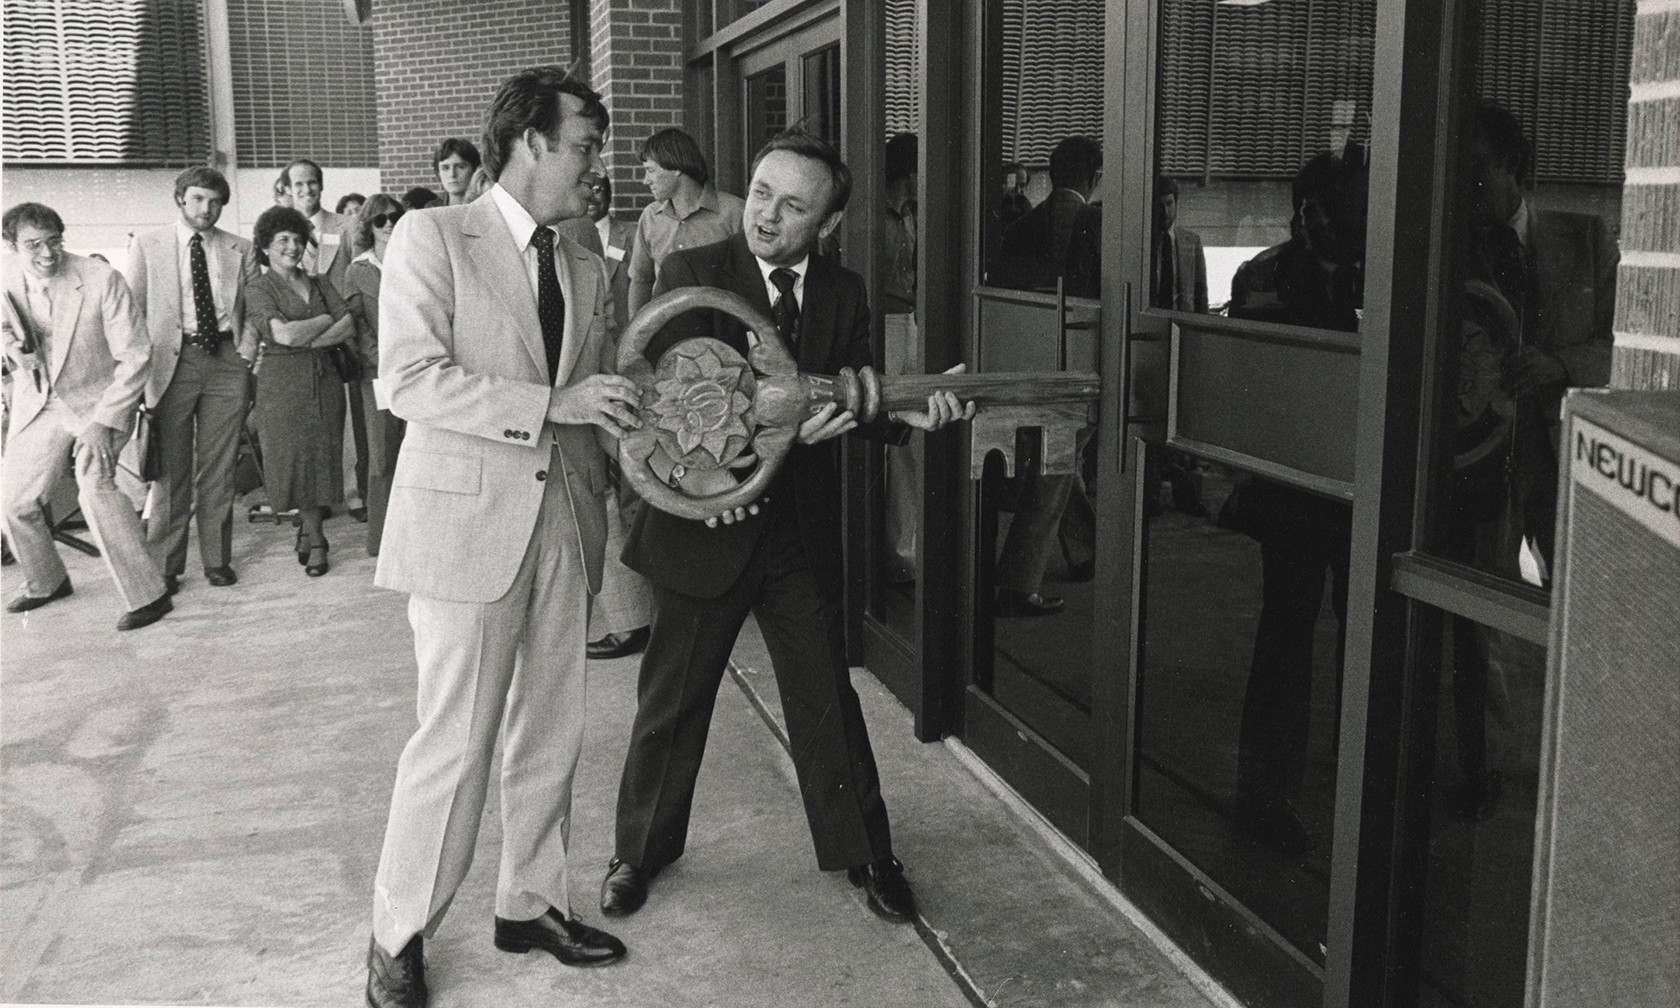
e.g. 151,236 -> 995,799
296,527 -> 309,566
305,540 -> 330,577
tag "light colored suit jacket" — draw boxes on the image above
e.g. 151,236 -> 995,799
125,223 -> 261,404
374,194 -> 615,604
2,252 -> 150,436
310,209 -> 354,294
1167,227 -> 1209,314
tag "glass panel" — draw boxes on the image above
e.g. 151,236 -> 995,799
1415,607 -> 1549,1007
1153,0 -> 1375,317
1133,445 -> 1346,963
801,45 -> 841,148
974,0 -> 1103,772
744,65 -> 788,170
870,7 -> 920,639
1427,0 -> 1631,590
717,0 -> 775,30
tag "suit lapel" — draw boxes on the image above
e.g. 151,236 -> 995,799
152,229 -> 183,335
555,236 -> 596,384
213,228 -> 242,312
799,253 -> 836,369
726,234 -> 775,342
464,197 -> 546,376
48,266 -> 85,380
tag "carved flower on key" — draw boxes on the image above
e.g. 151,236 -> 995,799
650,341 -> 756,466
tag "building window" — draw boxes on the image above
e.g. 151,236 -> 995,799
225,0 -> 376,167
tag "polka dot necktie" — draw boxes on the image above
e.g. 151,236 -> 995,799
770,267 -> 800,352
189,233 -> 219,347
530,225 -> 565,383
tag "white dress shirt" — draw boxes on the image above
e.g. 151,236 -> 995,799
489,183 -> 565,298
754,254 -> 808,311
175,220 -> 233,333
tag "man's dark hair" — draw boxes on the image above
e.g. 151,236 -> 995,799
281,158 -> 324,187
1155,176 -> 1180,201
336,193 -> 366,215
751,129 -> 853,215
174,166 -> 231,204
354,193 -> 405,253
1048,136 -> 1102,191
481,67 -> 609,180
885,133 -> 918,186
252,206 -> 315,266
402,186 -> 441,210
1474,101 -> 1531,183
639,127 -> 709,187
432,137 -> 483,173
1292,150 -> 1367,216
3,202 -> 65,242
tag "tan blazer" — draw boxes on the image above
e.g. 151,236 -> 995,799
310,209 -> 355,294
374,194 -> 615,604
124,223 -> 261,404
2,252 -> 150,436
560,215 -> 634,331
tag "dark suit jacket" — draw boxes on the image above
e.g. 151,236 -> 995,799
624,233 -> 907,600
992,188 -> 1088,291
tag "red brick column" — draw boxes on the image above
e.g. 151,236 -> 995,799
1612,0 -> 1680,390
371,1 -> 574,194
588,0 -> 686,218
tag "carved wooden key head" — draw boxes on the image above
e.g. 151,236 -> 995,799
617,286 -> 1100,521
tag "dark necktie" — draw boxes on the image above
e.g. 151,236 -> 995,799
189,233 -> 219,345
1156,231 -> 1176,309
770,267 -> 800,351
531,226 -> 565,383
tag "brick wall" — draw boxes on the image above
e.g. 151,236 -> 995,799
371,0 -> 575,196
589,0 -> 688,218
1611,0 -> 1680,390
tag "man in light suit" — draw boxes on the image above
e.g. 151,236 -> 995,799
126,166 -> 260,590
364,69 -> 638,1008
560,173 -> 652,660
2,202 -> 172,631
1152,177 -> 1208,314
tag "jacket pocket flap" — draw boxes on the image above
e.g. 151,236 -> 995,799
396,449 -> 481,495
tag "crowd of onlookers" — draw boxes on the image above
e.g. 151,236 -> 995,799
1,126 -> 763,659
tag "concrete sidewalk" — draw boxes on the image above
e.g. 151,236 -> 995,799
1,507 -> 1230,1007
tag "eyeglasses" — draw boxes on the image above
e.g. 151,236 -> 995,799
372,212 -> 404,228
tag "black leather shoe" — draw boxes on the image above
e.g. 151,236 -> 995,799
994,589 -> 1064,617
350,506 -> 368,523
306,540 -> 329,577
163,574 -> 181,596
847,856 -> 917,922
205,566 -> 237,587
493,907 -> 625,966
6,576 -> 73,613
116,593 -> 172,632
587,626 -> 650,660
599,857 -> 652,916
366,934 -> 427,1008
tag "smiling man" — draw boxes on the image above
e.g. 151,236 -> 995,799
125,166 -> 261,591
2,202 -> 172,631
600,130 -> 971,926
364,68 -> 639,1008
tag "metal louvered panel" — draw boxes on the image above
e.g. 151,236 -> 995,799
1157,0 -> 1213,176
2,0 -> 209,165
225,0 -> 376,168
1473,0 -> 1634,185
1208,0 -> 1310,176
1000,0 -> 1103,168
885,0 -> 919,140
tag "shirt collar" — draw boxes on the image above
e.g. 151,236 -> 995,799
308,209 -> 327,230
1508,200 -> 1531,250
664,184 -> 720,221
175,219 -> 212,245
489,183 -> 548,250
756,254 -> 809,290
353,249 -> 382,268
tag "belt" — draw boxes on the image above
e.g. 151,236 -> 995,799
183,329 -> 233,352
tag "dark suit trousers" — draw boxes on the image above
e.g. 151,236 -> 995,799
147,343 -> 251,575
614,511 -> 893,874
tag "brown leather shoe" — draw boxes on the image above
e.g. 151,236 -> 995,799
493,907 -> 625,966
5,576 -> 72,613
599,857 -> 652,916
848,855 -> 917,922
365,934 -> 426,1008
116,593 -> 172,632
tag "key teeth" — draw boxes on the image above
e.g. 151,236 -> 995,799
969,414 -> 1021,479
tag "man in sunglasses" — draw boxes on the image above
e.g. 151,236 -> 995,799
125,165 -> 262,592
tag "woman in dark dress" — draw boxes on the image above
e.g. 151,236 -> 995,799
246,206 -> 355,576
341,194 -> 406,556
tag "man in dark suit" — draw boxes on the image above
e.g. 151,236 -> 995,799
600,130 -> 969,924
991,135 -> 1101,291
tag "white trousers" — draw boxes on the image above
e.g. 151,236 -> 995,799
2,398 -> 165,610
370,446 -> 591,955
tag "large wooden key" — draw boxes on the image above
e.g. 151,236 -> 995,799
616,286 -> 1099,521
